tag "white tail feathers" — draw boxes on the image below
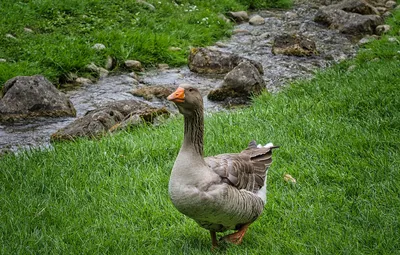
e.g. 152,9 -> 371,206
257,142 -> 274,149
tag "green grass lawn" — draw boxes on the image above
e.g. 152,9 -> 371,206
1,2 -> 400,255
0,0 -> 291,87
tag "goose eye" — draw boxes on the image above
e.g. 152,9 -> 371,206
188,88 -> 193,92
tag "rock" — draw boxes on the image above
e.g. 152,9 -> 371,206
375,6 -> 387,13
75,77 -> 93,84
385,1 -> 397,9
0,75 -> 76,121
330,0 -> 380,15
157,63 -> 169,70
249,15 -> 265,25
375,24 -> 391,34
92,43 -> 106,50
136,0 -> 156,11
232,29 -> 251,35
215,42 -> 229,48
315,8 -> 383,35
188,47 -> 264,75
51,100 -> 169,141
130,86 -> 174,100
105,56 -> 117,70
272,34 -> 317,56
208,61 -> 265,103
125,60 -> 143,71
227,11 -> 249,22
98,67 -> 109,78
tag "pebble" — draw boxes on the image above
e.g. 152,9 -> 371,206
125,60 -> 142,70
249,15 -> 265,25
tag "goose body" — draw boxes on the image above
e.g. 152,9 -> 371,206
167,84 -> 277,248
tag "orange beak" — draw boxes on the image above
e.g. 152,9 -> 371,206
167,87 -> 185,103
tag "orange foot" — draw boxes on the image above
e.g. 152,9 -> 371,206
221,224 -> 250,245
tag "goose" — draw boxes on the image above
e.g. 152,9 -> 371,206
167,84 -> 278,249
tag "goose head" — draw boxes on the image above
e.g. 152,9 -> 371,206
167,84 -> 203,116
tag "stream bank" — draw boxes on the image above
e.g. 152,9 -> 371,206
0,2 -> 367,153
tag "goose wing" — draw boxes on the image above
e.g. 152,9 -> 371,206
204,141 -> 277,193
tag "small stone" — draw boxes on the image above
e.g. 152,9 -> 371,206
227,11 -> 249,22
158,63 -> 169,70
5,34 -> 16,40
168,47 -> 181,51
76,77 -> 93,84
249,15 -> 265,25
272,34 -> 317,56
24,27 -> 34,33
375,24 -> 391,35
105,56 -> 116,70
0,59 -> 6,63
385,1 -> 397,9
98,67 -> 109,78
376,6 -> 387,13
215,42 -> 229,48
388,37 -> 398,43
92,43 -> 106,50
125,60 -> 142,70
232,29 -> 251,35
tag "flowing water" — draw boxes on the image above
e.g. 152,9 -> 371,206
0,4 -> 358,154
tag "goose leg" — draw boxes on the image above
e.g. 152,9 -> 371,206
221,223 -> 250,245
210,231 -> 218,250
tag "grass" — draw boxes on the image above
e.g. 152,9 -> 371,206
0,0 -> 291,87
1,3 -> 400,255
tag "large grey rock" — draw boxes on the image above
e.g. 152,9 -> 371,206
315,7 -> 383,35
328,0 -> 380,15
188,47 -> 264,75
51,100 -> 169,141
0,75 -> 76,122
272,34 -> 317,56
208,61 -> 265,103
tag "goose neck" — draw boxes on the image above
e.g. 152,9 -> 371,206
182,109 -> 204,157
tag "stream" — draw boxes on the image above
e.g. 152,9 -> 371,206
0,3 -> 358,154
